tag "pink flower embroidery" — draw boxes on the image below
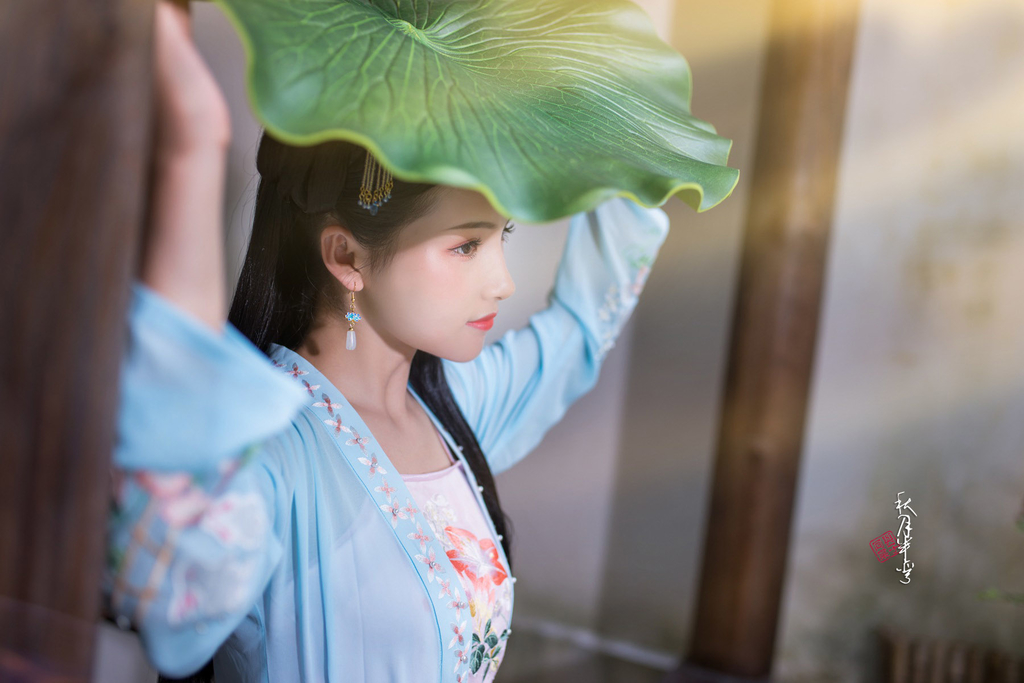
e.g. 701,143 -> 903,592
340,424 -> 370,451
380,495 -> 408,528
449,620 -> 467,650
436,579 -> 453,599
401,498 -> 420,519
415,546 -> 445,583
357,454 -> 387,478
312,393 -> 340,415
286,363 -> 307,378
444,527 -> 508,586
301,379 -> 320,397
324,416 -> 344,434
374,478 -> 397,497
448,592 -> 469,620
408,523 -> 432,552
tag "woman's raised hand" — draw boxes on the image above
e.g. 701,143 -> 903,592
153,0 -> 232,154
142,0 -> 232,331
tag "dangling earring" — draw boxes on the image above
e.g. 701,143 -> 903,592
345,290 -> 362,350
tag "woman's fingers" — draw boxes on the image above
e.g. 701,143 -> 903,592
153,0 -> 232,154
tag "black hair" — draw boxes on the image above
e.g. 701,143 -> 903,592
236,129 -> 513,564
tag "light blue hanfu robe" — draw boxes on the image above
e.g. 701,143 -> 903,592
103,196 -> 670,682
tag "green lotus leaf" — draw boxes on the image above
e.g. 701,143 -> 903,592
212,0 -> 740,221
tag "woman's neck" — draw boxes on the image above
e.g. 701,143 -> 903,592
294,313 -> 418,421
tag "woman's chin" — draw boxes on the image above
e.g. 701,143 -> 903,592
435,337 -> 487,364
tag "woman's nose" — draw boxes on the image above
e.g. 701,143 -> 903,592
494,258 -> 516,301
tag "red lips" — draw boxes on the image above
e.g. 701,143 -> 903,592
467,312 -> 497,330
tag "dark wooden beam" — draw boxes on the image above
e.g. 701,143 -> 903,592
0,0 -> 155,679
665,0 -> 861,680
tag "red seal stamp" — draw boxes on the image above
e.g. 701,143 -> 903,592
870,530 -> 899,562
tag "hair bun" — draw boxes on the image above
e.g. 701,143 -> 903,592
256,131 -> 360,214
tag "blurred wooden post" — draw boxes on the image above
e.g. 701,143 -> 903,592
664,0 -> 860,680
0,0 -> 155,680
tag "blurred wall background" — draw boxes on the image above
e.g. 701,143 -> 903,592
770,0 -> 1024,678
94,0 -> 1024,681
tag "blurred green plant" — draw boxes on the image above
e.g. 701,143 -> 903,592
203,0 -> 740,222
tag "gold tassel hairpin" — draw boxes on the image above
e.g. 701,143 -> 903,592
357,151 -> 394,215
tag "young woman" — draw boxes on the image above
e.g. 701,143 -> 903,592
103,2 -> 670,681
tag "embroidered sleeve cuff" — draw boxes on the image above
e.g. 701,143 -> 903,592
114,281 -> 308,471
551,196 -> 670,362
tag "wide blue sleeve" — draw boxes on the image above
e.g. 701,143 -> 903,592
442,196 -> 670,475
102,282 -> 308,677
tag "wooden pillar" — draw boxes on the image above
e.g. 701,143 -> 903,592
666,0 -> 860,680
0,0 -> 155,680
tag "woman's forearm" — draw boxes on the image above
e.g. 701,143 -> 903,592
140,142 -> 229,333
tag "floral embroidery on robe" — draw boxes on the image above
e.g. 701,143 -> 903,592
419,492 -> 512,680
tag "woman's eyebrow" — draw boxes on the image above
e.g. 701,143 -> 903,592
445,221 -> 500,231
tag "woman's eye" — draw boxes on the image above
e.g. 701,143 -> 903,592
453,240 -> 480,257
452,224 -> 514,257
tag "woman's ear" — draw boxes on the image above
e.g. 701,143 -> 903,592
320,224 -> 365,292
